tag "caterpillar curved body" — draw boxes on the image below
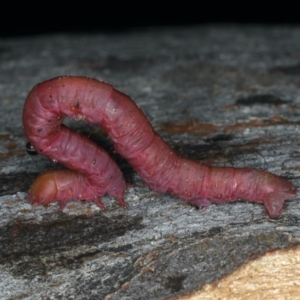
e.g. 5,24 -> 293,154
22,76 -> 297,217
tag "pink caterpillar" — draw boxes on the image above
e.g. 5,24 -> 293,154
22,76 -> 297,218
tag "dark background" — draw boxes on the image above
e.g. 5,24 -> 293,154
1,6 -> 299,38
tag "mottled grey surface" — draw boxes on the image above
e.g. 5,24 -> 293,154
1,25 -> 300,299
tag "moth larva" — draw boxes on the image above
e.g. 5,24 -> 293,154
22,76 -> 297,217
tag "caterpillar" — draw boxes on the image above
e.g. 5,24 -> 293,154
22,76 -> 297,217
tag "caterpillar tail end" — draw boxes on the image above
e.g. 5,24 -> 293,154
263,183 -> 297,218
